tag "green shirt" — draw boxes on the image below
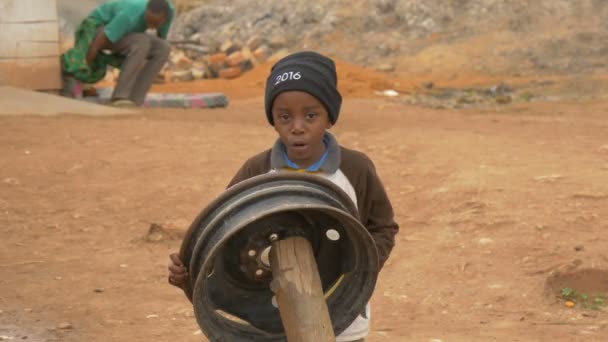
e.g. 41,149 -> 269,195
91,0 -> 175,43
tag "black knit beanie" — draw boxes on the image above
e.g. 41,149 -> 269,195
265,51 -> 342,125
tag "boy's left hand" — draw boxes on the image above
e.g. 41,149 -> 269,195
168,253 -> 188,288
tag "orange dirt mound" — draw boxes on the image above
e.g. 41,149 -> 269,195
150,58 -> 405,99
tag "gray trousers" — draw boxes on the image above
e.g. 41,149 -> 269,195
110,32 -> 170,105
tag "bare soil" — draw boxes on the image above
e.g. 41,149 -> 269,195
2,62 -> 608,341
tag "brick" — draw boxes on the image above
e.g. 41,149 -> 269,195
240,59 -> 254,72
220,40 -> 242,55
219,66 -> 242,79
207,53 -> 227,67
240,47 -> 258,67
269,36 -> 288,49
176,56 -> 193,68
268,49 -> 289,63
226,51 -> 246,67
246,35 -> 265,51
253,46 -> 268,63
171,69 -> 194,82
191,61 -> 210,80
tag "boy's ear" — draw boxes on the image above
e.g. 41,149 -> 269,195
326,122 -> 333,129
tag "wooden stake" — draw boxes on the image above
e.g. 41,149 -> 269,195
269,236 -> 335,342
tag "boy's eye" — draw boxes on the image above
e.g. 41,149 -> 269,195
278,113 -> 291,122
305,112 -> 318,120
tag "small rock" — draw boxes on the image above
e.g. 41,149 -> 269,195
2,178 -> 20,185
146,223 -> 166,242
170,69 -> 194,82
376,63 -> 395,72
193,330 -> 202,335
380,89 -> 399,97
24,150 -> 31,155
376,0 -> 397,13
191,66 -> 207,80
219,66 -> 242,79
146,314 -> 159,319
94,288 -> 104,293
495,95 -> 512,104
189,33 -> 202,43
226,51 -> 246,67
489,83 -> 513,95
269,36 -> 288,49
534,174 -> 563,183
423,82 -> 434,89
55,276 -> 62,280
219,40 -> 241,55
429,339 -> 443,342
178,44 -> 209,55
57,323 -> 73,330
246,35 -> 265,50
253,45 -> 269,63
478,238 -> 495,246
0,336 -> 14,341
207,53 -> 227,67
574,245 -> 584,252
119,264 -> 128,268
24,308 -> 32,313
382,13 -> 401,27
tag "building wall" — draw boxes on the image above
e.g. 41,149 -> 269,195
0,0 -> 62,90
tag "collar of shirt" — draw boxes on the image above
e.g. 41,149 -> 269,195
271,133 -> 341,173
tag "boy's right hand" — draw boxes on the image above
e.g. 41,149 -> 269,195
168,253 -> 188,288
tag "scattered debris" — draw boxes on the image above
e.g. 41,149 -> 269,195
401,83 -> 522,109
495,95 -> 512,104
377,89 -> 400,97
376,63 -> 396,72
2,178 -> 20,185
145,223 -> 184,243
571,192 -> 608,200
57,323 -> 73,330
478,238 -> 495,246
534,174 -> 564,183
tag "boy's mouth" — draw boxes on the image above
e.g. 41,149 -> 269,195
290,142 -> 309,152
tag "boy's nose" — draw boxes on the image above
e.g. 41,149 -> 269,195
291,118 -> 305,134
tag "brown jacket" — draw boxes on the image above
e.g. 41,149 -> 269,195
227,139 -> 398,269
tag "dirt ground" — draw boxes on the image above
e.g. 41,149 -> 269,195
2,63 -> 608,342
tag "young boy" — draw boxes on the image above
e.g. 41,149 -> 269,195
168,51 -> 399,341
62,0 -> 174,107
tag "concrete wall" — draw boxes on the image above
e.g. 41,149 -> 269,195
0,0 -> 62,90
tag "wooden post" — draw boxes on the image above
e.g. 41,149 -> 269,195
269,236 -> 335,342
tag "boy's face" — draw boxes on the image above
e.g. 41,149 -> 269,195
272,91 -> 332,169
145,11 -> 167,29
